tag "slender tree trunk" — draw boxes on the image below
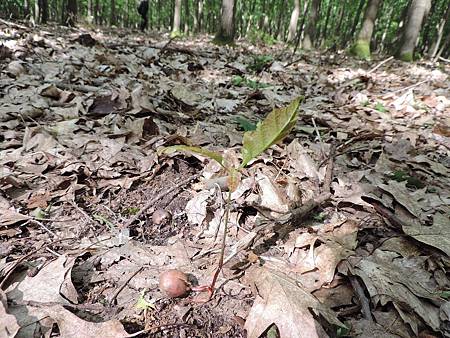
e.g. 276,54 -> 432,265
183,0 -> 189,34
172,0 -> 182,35
380,6 -> 394,52
434,30 -> 450,60
275,0 -> 287,40
351,0 -> 383,59
430,4 -> 450,59
419,0 -> 438,54
34,0 -> 41,23
41,0 -> 49,23
287,0 -> 301,42
319,0 -> 333,46
94,0 -> 99,24
214,0 -> 235,44
110,0 -> 116,26
396,0 -> 431,61
198,0 -> 203,32
302,0 -> 320,49
348,0 -> 366,42
66,0 -> 77,26
24,0 -> 30,18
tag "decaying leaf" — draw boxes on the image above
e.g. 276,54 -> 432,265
42,305 -> 128,338
244,267 -> 345,338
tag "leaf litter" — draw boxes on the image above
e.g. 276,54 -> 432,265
1,21 -> 449,337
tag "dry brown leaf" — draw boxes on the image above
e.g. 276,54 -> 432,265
43,304 -> 128,338
0,290 -> 20,338
244,267 -> 344,338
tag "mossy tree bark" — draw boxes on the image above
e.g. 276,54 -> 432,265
214,0 -> 235,45
351,0 -> 382,60
396,0 -> 431,61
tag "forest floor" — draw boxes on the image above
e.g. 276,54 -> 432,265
1,19 -> 450,338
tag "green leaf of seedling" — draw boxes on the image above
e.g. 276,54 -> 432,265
159,145 -> 224,167
374,102 -> 387,112
240,97 -> 301,167
231,75 -> 244,86
136,289 -> 156,311
235,116 -> 257,131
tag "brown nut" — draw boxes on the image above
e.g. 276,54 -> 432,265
159,269 -> 190,298
152,209 -> 172,225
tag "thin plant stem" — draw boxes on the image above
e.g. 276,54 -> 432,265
208,190 -> 232,298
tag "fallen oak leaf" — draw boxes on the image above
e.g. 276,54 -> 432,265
245,267 -> 345,338
42,304 -> 128,338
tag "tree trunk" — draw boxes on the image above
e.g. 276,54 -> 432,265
198,0 -> 203,32
66,0 -> 77,26
430,4 -> 450,59
110,0 -> 116,26
351,0 -> 382,59
302,0 -> 320,49
348,0 -> 366,41
379,6 -> 394,52
24,0 -> 30,18
396,0 -> 431,61
214,0 -> 235,44
287,0 -> 300,42
183,0 -> 189,34
319,0 -> 333,46
34,0 -> 41,23
40,0 -> 49,23
275,0 -> 287,40
419,0 -> 438,54
172,0 -> 182,35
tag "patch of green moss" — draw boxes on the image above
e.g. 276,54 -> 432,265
170,30 -> 182,38
351,40 -> 371,60
398,51 -> 413,62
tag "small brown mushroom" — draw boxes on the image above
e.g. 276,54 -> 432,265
159,269 -> 190,298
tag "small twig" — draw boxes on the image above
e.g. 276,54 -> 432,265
124,323 -> 191,337
349,276 -> 372,321
29,219 -> 60,239
311,118 -> 325,157
367,56 -> 394,74
381,78 -> 430,97
322,142 -> 336,193
122,173 -> 200,229
438,56 -> 450,63
108,266 -> 144,305
157,37 -> 176,56
0,18 -> 28,29
208,191 -> 232,298
12,299 -> 104,312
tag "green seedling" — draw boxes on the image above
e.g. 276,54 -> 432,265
136,289 -> 156,311
122,207 -> 140,216
159,97 -> 302,298
231,75 -> 270,89
374,102 -> 387,113
235,116 -> 257,131
390,170 -> 425,189
93,213 -> 115,230
249,54 -> 273,73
